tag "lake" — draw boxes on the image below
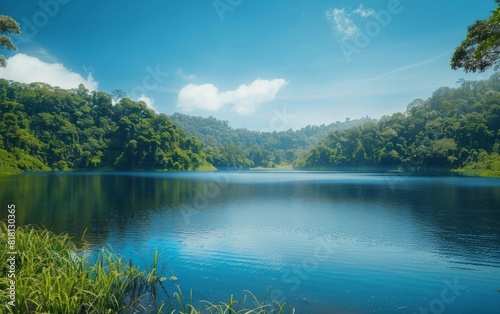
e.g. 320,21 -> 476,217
1,171 -> 500,313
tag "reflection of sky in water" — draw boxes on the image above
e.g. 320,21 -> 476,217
2,172 -> 500,313
95,173 -> 500,312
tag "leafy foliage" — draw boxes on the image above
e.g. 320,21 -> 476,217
0,15 -> 20,68
451,1 -> 500,72
0,80 -> 210,174
2,74 -> 499,176
300,73 -> 500,175
456,151 -> 500,176
171,113 -> 374,169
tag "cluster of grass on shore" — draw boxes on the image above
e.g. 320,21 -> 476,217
0,221 -> 287,313
452,152 -> 500,177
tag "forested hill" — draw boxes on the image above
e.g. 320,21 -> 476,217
298,73 -> 500,176
170,113 -> 374,169
0,80 -> 210,174
1,74 -> 500,175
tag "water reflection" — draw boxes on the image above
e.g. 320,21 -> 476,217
1,171 -> 500,313
0,172 -> 206,242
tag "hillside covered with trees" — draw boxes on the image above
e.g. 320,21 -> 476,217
1,74 -> 500,176
298,73 -> 500,176
0,80 -> 210,174
171,113 -> 374,169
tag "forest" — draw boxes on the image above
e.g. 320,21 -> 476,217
0,73 -> 500,176
298,73 -> 500,176
0,80 -> 209,174
170,113 -> 374,169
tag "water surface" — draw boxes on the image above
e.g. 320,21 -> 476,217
1,171 -> 499,313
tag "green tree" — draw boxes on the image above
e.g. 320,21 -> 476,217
300,73 -> 500,173
111,89 -> 127,104
0,78 -> 214,174
0,15 -> 20,67
451,0 -> 500,72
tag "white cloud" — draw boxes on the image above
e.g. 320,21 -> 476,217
176,68 -> 197,81
0,53 -> 98,90
137,95 -> 157,112
178,83 -> 224,111
177,79 -> 287,115
326,8 -> 358,41
353,5 -> 375,18
326,5 -> 376,41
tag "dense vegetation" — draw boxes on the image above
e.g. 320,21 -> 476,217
451,0 -> 500,73
299,73 -> 500,175
0,15 -> 21,68
171,113 -> 374,169
1,74 -> 500,176
0,80 -> 211,174
0,221 -> 166,313
0,221 -> 287,313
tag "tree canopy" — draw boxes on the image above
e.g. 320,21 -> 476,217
1,74 -> 500,176
451,0 -> 500,72
0,81 -> 210,174
0,15 -> 20,68
299,73 -> 500,176
170,113 -> 374,169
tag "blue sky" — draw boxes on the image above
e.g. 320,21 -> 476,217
0,0 -> 497,130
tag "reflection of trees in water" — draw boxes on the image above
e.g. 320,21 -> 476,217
1,173 -> 499,263
0,173 -> 206,243
403,183 -> 500,266
225,177 -> 500,266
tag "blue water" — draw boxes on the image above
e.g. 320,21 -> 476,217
1,171 -> 500,313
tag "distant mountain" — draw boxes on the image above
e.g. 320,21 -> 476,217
170,112 -> 375,169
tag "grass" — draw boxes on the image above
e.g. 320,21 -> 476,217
0,221 -> 288,313
452,152 -> 500,177
0,148 -> 51,175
